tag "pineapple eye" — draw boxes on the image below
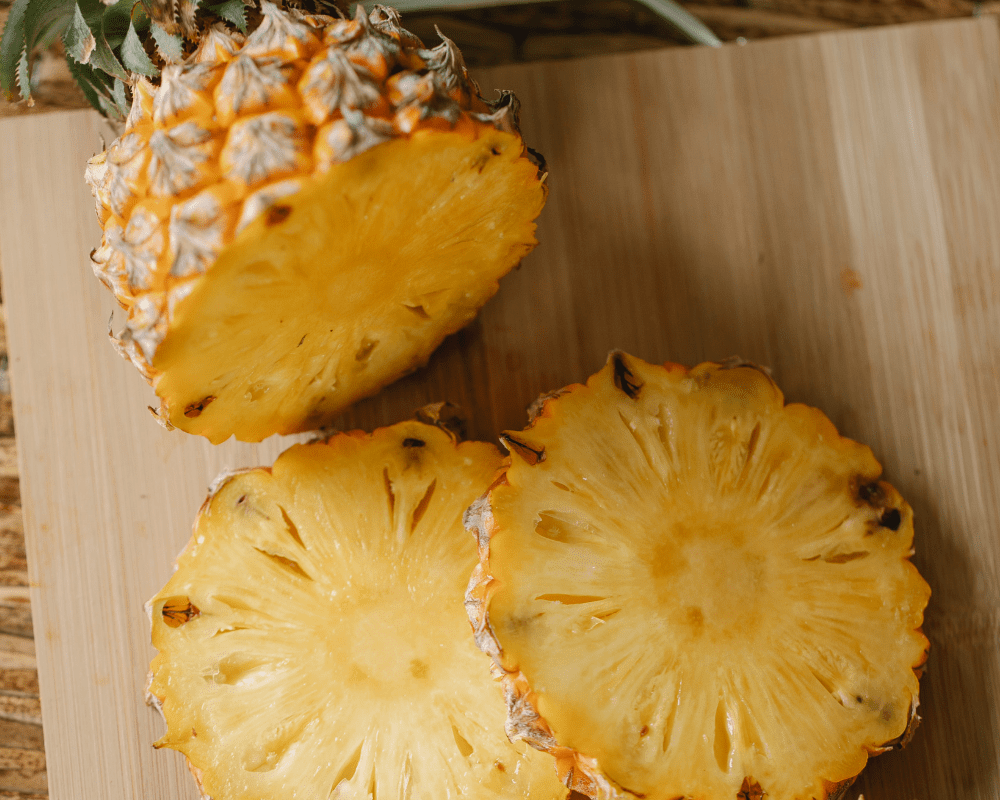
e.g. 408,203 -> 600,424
161,597 -> 200,628
880,508 -> 902,530
183,396 -> 216,418
499,433 -> 544,465
612,351 -> 642,399
265,204 -> 292,225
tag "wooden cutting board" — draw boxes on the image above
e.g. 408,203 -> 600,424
0,16 -> 998,800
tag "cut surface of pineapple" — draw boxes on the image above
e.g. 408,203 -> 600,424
466,352 -> 930,800
86,3 -> 546,443
147,419 -> 566,800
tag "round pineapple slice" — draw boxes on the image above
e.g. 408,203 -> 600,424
466,352 -> 930,800
86,3 -> 546,443
147,417 -> 566,800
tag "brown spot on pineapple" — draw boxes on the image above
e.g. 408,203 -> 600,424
494,760 -> 506,772
265,204 -> 292,225
184,395 -> 216,418
473,151 -> 490,172
527,387 -> 571,423
875,700 -> 921,750
823,777 -> 858,800
409,659 -> 429,679
500,433 -> 545,465
737,777 -> 765,800
161,596 -> 200,628
639,725 -> 650,737
415,401 -> 467,441
685,606 -> 705,633
879,508 -> 902,530
854,479 -> 885,507
612,352 -> 642,399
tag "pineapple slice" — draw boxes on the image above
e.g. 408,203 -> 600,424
147,417 -> 566,800
466,353 -> 930,800
84,3 -> 546,443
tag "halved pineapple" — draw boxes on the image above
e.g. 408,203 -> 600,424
147,417 -> 566,800
85,3 -> 546,443
466,352 -> 930,800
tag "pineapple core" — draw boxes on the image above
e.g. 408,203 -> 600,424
147,420 -> 566,800
467,352 -> 930,800
154,128 -> 543,443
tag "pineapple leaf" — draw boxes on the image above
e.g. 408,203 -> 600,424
100,0 -> 132,48
0,0 -> 30,97
63,3 -> 97,63
88,30 -> 128,79
111,75 -> 128,113
177,0 -> 202,37
206,0 -> 246,33
75,0 -> 128,80
65,55 -> 122,117
121,18 -> 158,76
150,21 -> 183,61
16,45 -> 31,99
23,0 -> 75,52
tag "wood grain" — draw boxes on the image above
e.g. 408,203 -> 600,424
0,17 -> 998,800
0,295 -> 43,795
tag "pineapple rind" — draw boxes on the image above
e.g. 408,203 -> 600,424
148,420 -> 566,800
151,127 -> 542,443
86,3 -> 546,442
467,352 -> 930,800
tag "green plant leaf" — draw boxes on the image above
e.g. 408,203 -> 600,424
0,0 -> 30,96
207,0 -> 247,32
121,17 -> 158,76
71,0 -> 127,79
150,21 -> 183,61
89,30 -> 128,80
66,55 -> 122,117
111,75 -> 128,114
23,0 -> 75,56
63,3 -> 97,63
100,0 -> 132,48
16,45 -> 31,99
130,2 -> 151,31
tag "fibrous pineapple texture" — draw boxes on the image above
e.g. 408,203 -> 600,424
467,352 -> 930,800
84,2 -> 546,443
147,418 -> 567,800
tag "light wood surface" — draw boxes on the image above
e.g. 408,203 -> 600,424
1,16 -> 999,800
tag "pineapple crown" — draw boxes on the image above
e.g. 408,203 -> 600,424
0,0 -> 340,117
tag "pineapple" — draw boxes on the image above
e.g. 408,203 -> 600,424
4,0 -> 546,443
466,352 -> 930,800
146,415 -> 567,800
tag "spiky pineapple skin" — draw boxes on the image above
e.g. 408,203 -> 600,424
86,2 -> 545,442
466,352 -> 930,800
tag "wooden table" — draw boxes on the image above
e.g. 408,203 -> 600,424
0,16 -> 998,800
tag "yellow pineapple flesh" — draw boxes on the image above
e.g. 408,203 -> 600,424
147,418 -> 566,800
86,3 -> 546,443
466,352 -> 930,800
